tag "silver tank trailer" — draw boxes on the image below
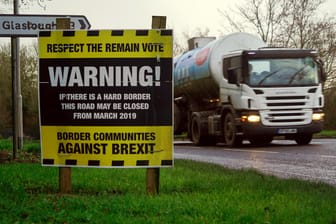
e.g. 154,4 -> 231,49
173,33 -> 267,106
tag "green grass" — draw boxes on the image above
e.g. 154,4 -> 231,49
0,139 -> 40,152
315,130 -> 336,138
0,139 -> 12,151
0,160 -> 335,223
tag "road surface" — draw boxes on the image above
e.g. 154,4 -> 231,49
174,139 -> 336,186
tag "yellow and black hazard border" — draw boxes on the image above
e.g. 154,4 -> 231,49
38,29 -> 173,168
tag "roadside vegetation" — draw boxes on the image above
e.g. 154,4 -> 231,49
0,139 -> 335,223
315,129 -> 336,138
0,159 -> 335,223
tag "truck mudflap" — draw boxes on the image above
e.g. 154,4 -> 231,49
241,121 -> 323,137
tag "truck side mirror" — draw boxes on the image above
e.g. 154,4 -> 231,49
317,59 -> 326,82
320,67 -> 326,83
228,68 -> 239,85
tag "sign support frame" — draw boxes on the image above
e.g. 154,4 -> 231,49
11,0 -> 24,160
146,15 -> 167,195
56,18 -> 72,194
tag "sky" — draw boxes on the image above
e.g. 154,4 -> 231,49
1,0 -> 336,42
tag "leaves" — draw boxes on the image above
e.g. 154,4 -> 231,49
0,43 -> 39,138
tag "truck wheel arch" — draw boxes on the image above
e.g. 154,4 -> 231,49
220,105 -> 238,127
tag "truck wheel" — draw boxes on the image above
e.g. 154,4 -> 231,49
223,112 -> 242,147
191,116 -> 204,146
295,134 -> 313,145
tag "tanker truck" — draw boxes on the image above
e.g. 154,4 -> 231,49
173,32 -> 325,147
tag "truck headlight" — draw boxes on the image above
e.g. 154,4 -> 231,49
241,114 -> 260,123
312,112 -> 324,121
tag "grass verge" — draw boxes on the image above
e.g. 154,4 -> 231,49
0,139 -> 40,153
314,130 -> 336,138
0,160 -> 335,224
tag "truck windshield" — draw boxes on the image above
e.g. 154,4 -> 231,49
248,57 -> 319,87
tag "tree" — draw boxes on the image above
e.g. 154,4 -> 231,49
219,0 -> 336,88
0,43 -> 39,138
219,0 -> 283,44
0,0 -> 52,138
0,44 -> 13,137
20,44 -> 39,138
275,0 -> 326,48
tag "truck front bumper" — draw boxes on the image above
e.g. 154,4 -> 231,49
241,121 -> 323,137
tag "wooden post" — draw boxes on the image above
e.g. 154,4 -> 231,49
56,18 -> 72,194
146,16 -> 167,195
146,168 -> 160,194
151,16 -> 166,30
59,167 -> 71,193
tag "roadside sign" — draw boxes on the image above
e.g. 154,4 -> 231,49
0,14 -> 90,37
38,29 -> 173,168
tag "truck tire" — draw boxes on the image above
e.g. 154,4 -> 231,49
295,134 -> 313,145
223,112 -> 242,147
191,115 -> 204,145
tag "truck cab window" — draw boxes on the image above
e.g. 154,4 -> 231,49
223,56 -> 242,81
248,57 -> 319,87
249,60 -> 271,85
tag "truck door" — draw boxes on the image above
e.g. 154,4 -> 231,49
222,56 -> 243,108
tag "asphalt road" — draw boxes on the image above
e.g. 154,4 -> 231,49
174,139 -> 336,186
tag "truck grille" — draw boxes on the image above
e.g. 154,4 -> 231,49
266,96 -> 307,107
260,95 -> 312,126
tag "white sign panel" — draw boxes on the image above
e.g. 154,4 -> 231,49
0,14 -> 90,37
